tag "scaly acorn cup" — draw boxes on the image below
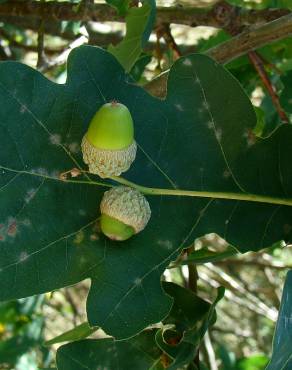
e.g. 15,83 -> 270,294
100,186 -> 151,241
81,101 -> 137,178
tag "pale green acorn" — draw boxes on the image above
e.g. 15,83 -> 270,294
100,186 -> 151,241
81,101 -> 137,178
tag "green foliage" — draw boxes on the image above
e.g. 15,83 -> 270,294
0,296 -> 49,368
0,46 -> 292,345
55,282 -> 223,369
108,0 -> 155,72
266,270 -> 292,370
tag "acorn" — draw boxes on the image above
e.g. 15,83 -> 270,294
100,186 -> 151,241
81,102 -> 137,178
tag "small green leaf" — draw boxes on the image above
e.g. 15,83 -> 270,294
108,2 -> 151,71
45,322 -> 98,346
266,270 -> 292,370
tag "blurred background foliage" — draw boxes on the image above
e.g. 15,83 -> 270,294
0,0 -> 291,369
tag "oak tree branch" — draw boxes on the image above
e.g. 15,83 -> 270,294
146,13 -> 292,97
0,1 -> 290,27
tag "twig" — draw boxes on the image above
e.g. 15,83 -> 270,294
199,271 -> 277,321
203,331 -> 218,370
37,21 -> 46,68
158,23 -> 181,60
203,264 -> 278,321
0,28 -> 64,54
186,245 -> 200,369
64,288 -> 80,326
212,326 -> 251,338
36,0 -> 46,69
215,259 -> 292,270
39,35 -> 88,72
0,15 -> 120,46
208,13 -> 292,63
154,29 -> 163,73
0,44 -> 12,60
248,50 -> 289,123
187,249 -> 198,293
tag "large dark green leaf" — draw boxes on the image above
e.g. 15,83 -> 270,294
56,330 -> 161,370
266,270 -> 292,370
1,46 -> 292,341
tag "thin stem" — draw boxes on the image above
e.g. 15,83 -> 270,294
158,23 -> 182,59
110,176 -> 292,207
248,51 -> 289,123
36,0 -> 46,69
187,247 -> 198,293
8,163 -> 292,207
187,244 -> 200,369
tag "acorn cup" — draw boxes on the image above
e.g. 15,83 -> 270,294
81,101 -> 137,178
100,186 -> 151,241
